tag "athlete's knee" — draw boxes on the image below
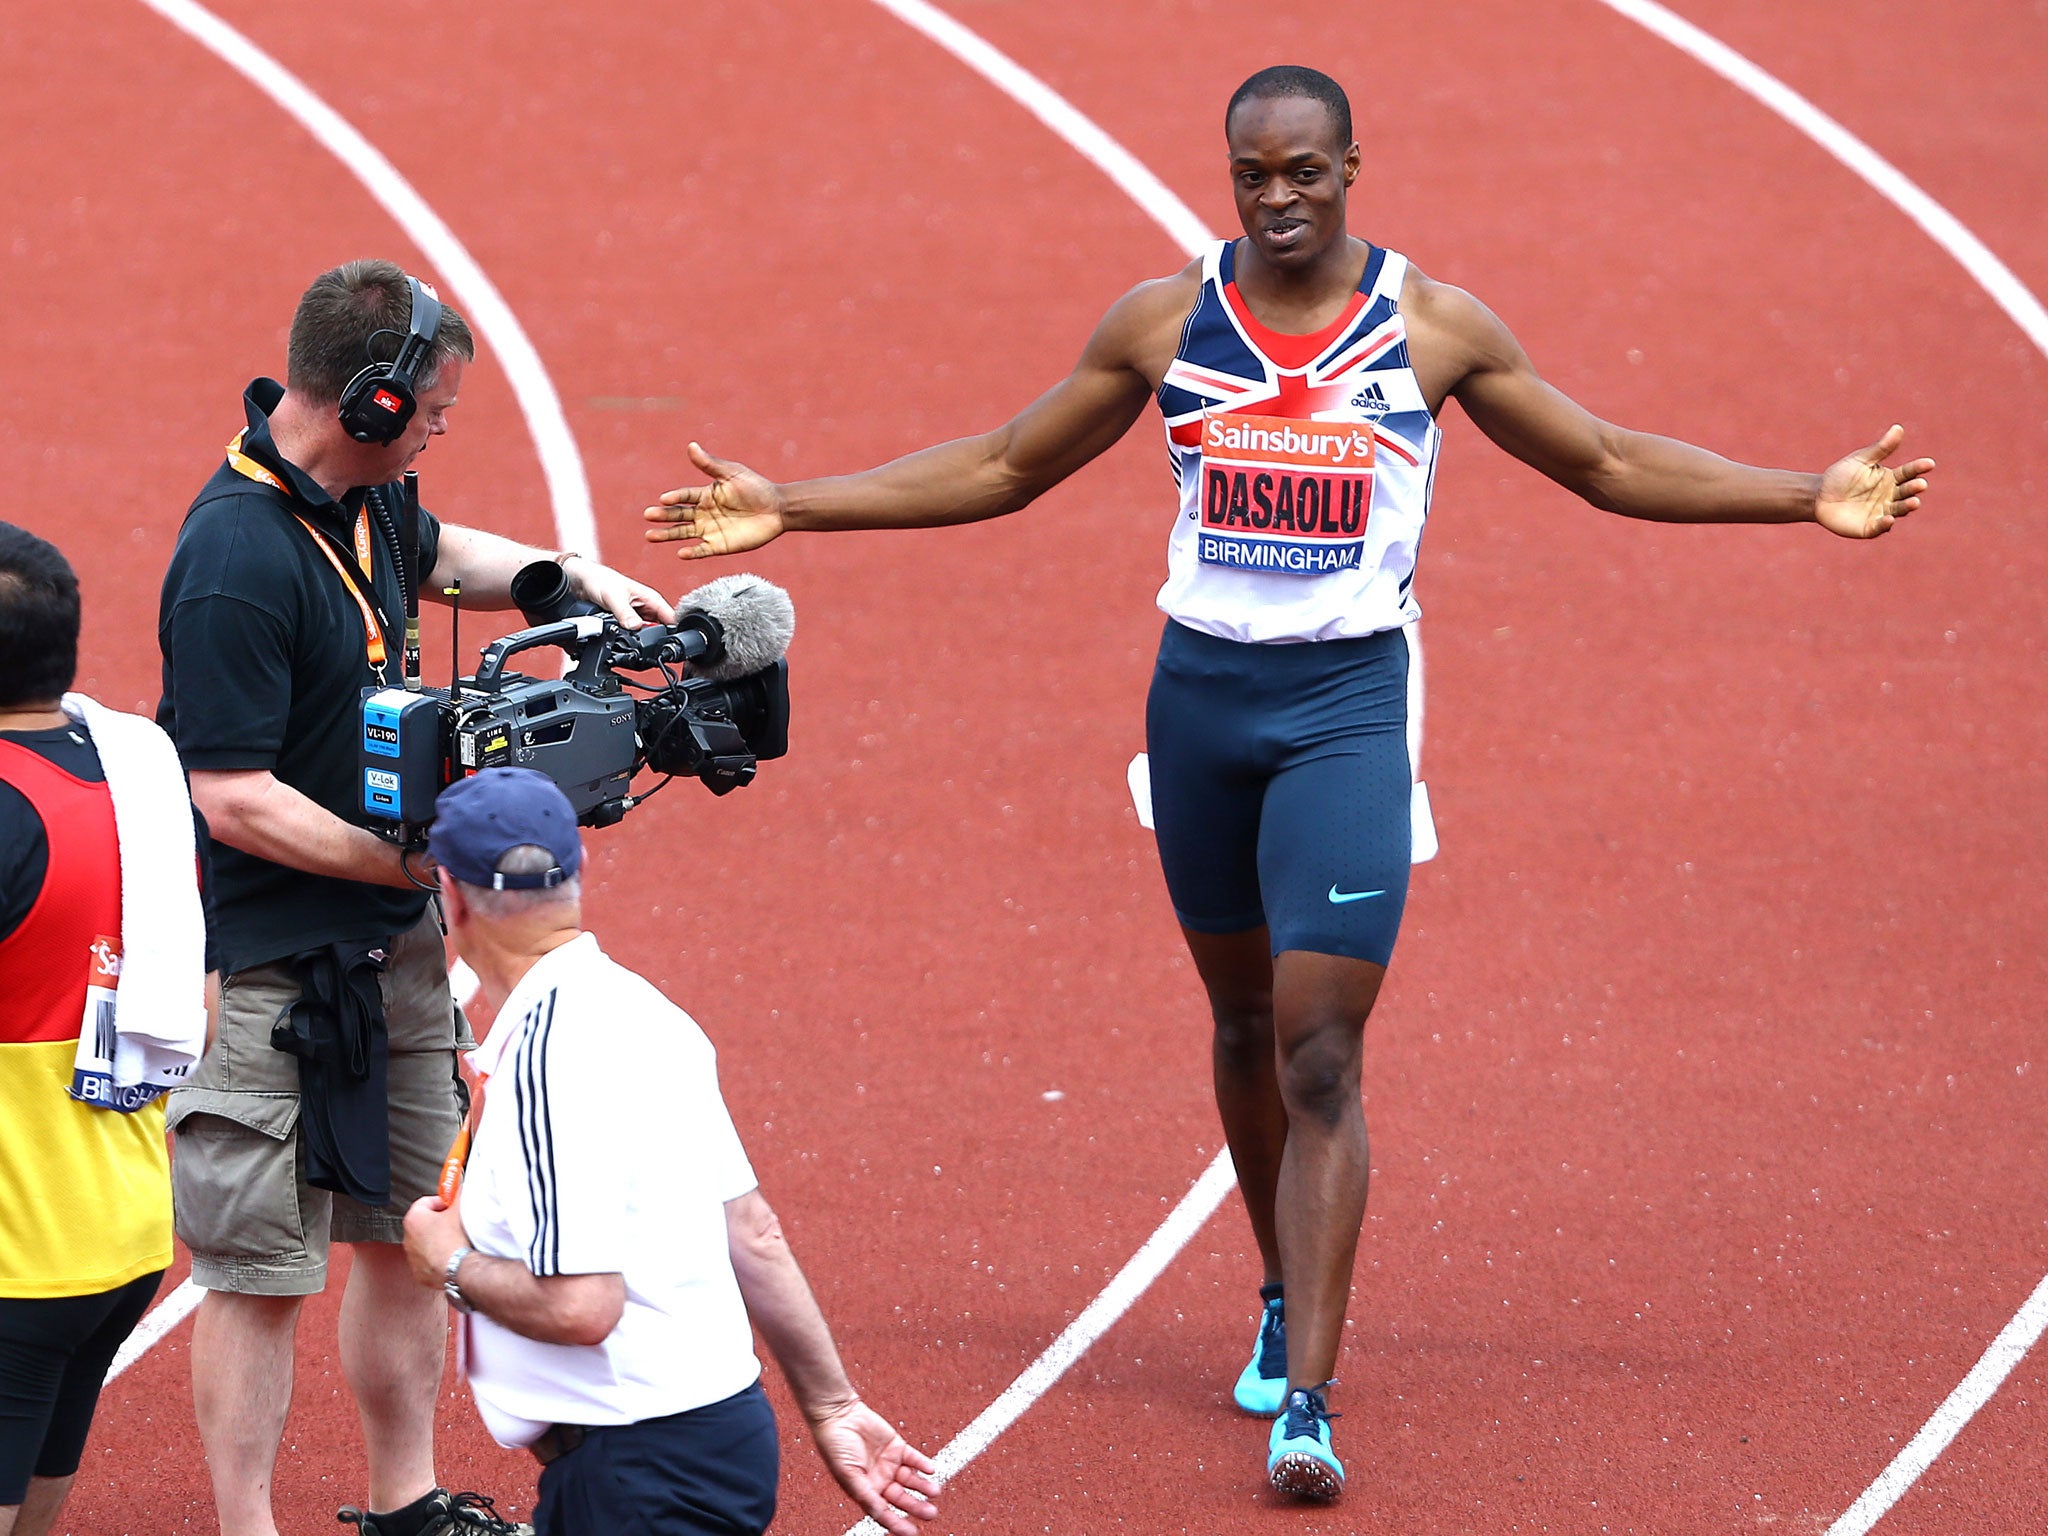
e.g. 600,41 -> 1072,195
1209,992 -> 1274,1069
1275,1020 -> 1364,1128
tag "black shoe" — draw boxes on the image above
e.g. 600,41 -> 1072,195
338,1488 -> 532,1536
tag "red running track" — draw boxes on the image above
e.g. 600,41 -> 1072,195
5,1 -> 2043,1530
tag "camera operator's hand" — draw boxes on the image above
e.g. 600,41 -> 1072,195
562,556 -> 678,630
644,442 -> 788,560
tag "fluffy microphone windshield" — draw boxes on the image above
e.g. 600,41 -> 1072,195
677,574 -> 796,681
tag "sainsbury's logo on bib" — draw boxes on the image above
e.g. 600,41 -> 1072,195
1199,410 -> 1373,575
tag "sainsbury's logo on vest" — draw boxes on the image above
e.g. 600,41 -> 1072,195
1202,412 -> 1375,468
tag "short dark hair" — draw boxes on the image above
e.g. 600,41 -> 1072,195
1225,65 -> 1353,150
286,258 -> 476,404
0,521 -> 80,708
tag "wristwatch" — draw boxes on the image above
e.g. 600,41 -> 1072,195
443,1246 -> 475,1314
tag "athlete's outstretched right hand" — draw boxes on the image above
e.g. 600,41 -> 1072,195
644,442 -> 787,560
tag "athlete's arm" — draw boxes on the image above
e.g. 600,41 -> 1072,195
1411,276 -> 1934,537
643,272 -> 1196,560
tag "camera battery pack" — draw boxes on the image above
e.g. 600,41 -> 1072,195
362,687 -> 447,825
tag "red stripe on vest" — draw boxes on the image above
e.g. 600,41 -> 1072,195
0,740 -> 121,1046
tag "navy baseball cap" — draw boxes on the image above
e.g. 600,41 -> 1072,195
429,768 -> 584,890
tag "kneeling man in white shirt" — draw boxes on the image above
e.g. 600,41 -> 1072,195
401,767 -> 939,1536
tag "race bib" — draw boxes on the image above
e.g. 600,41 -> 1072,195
1197,411 -> 1374,575
68,934 -> 164,1112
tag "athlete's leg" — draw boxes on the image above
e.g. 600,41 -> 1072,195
1146,625 -> 1280,1280
1267,949 -> 1385,1391
191,1290 -> 303,1536
6,1474 -> 74,1536
1181,924 -> 1286,1285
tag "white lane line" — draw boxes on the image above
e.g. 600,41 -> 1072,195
1595,0 -> 2048,361
133,0 -> 598,557
1593,4 -> 2048,1521
845,1151 -> 1238,1533
1826,1273 -> 2048,1536
104,1278 -> 204,1383
863,0 -> 1209,260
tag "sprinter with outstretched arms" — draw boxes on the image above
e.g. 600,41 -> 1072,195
643,65 -> 1932,1502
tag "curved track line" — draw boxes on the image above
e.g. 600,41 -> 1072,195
1587,6 -> 2048,1523
847,1161 -> 1243,1532
1597,0 -> 2048,362
104,1278 -> 203,1383
133,0 -> 598,556
864,0 -> 1211,260
1828,1273 -> 2048,1535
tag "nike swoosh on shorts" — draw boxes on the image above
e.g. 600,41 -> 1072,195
1327,886 -> 1386,904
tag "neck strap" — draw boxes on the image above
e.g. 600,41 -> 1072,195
225,431 -> 392,679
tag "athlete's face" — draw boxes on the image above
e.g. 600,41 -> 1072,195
1226,96 -> 1360,270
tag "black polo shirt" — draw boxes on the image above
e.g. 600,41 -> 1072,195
157,378 -> 442,975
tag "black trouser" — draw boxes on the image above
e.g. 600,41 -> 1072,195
535,1382 -> 778,1536
0,1271 -> 164,1504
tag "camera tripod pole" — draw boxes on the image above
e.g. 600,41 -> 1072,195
400,471 -> 423,689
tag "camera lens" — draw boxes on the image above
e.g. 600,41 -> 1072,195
510,559 -> 602,625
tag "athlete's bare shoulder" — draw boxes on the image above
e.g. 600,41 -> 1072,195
1397,261 -> 1520,414
1082,256 -> 1206,391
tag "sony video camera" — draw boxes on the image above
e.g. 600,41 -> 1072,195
360,559 -> 791,842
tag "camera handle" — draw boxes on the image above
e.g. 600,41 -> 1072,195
469,610 -> 728,695
471,616 -> 609,691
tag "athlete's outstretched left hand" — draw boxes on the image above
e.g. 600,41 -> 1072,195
808,1398 -> 941,1536
1815,425 -> 1935,539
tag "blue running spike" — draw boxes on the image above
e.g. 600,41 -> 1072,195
1267,1385 -> 1344,1501
1232,1284 -> 1288,1416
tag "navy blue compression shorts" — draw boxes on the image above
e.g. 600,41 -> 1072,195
1145,619 -> 1411,967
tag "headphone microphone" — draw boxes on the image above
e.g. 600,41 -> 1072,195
336,275 -> 444,445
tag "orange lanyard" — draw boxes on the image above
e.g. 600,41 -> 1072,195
225,432 -> 390,677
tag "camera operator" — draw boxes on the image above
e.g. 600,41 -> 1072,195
400,768 -> 940,1536
157,258 -> 674,1536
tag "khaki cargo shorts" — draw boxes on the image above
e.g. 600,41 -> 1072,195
167,908 -> 476,1295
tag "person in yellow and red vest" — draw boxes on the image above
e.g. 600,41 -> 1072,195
0,520 -> 217,1536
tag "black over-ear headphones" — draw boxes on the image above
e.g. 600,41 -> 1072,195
336,275 -> 445,445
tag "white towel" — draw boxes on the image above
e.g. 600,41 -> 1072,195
59,694 -> 209,1111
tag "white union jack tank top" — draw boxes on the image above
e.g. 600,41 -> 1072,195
1156,239 -> 1441,643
